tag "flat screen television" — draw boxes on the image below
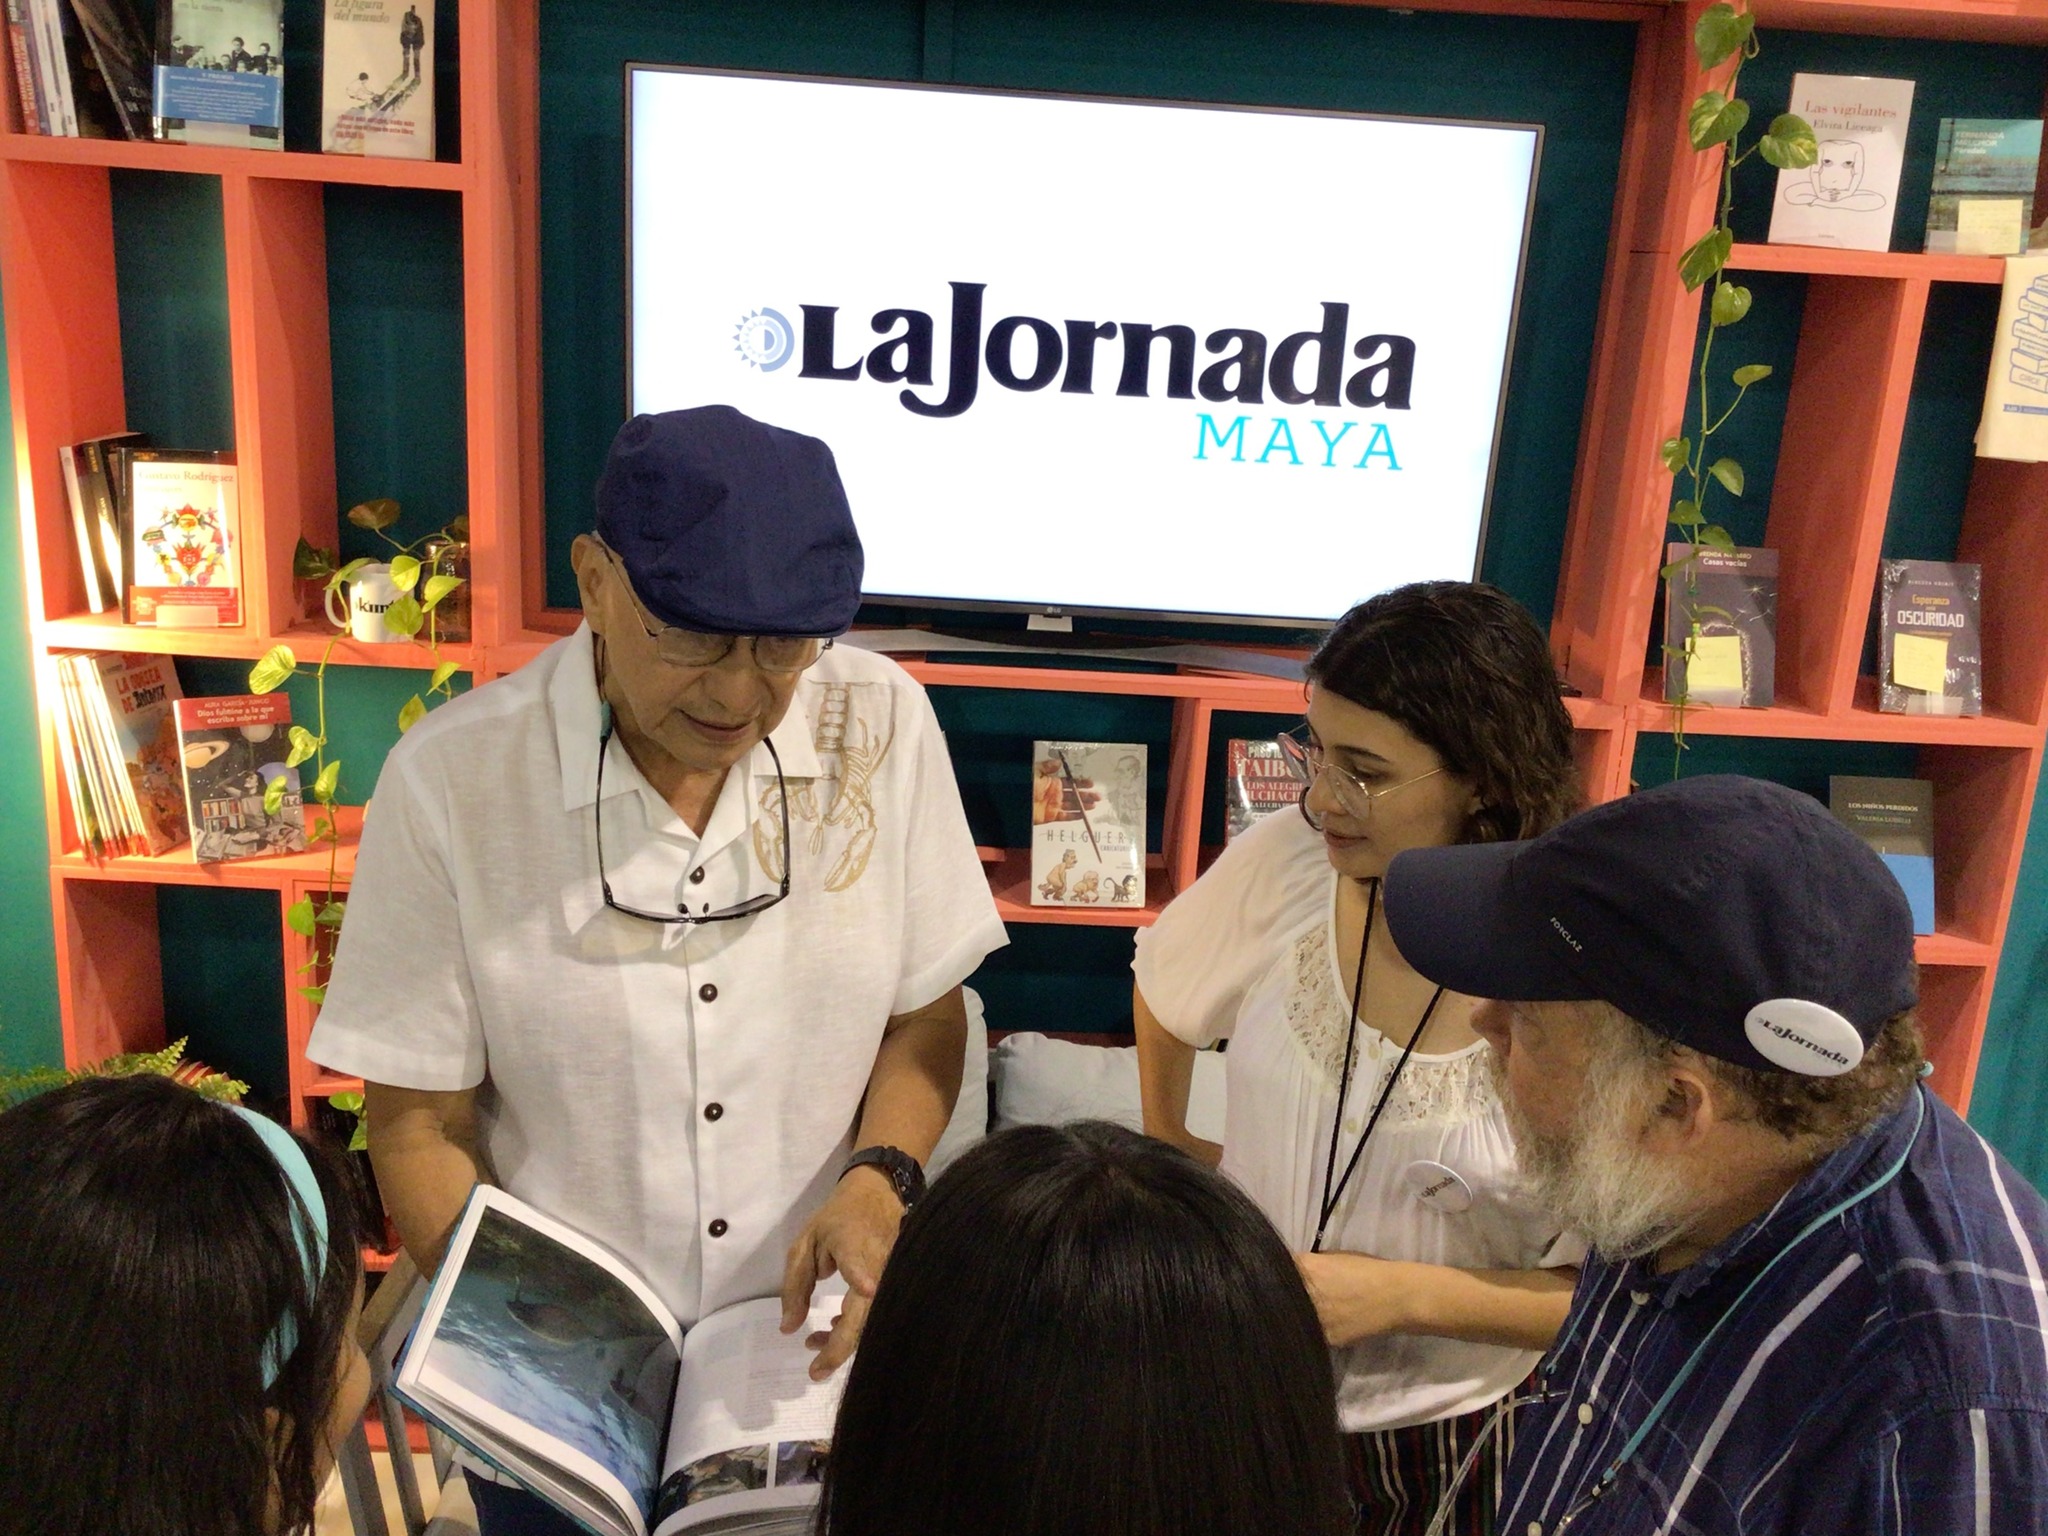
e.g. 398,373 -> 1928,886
627,67 -> 1540,628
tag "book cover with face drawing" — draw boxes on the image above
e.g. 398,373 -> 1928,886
1768,73 -> 1915,252
1030,741 -> 1146,908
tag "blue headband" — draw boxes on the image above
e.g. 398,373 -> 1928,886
227,1106 -> 332,1388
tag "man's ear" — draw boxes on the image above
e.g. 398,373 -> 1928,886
1650,1055 -> 1719,1149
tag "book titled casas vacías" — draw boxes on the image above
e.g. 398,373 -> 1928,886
1878,559 -> 1981,716
395,1185 -> 847,1536
152,0 -> 283,149
1224,738 -> 1301,841
1925,118 -> 2044,257
321,0 -> 432,158
1663,543 -> 1778,708
172,694 -> 309,863
1031,741 -> 1145,908
126,449 -> 241,627
1767,73 -> 1915,253
1830,776 -> 1935,935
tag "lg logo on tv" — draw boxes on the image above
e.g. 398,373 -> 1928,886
732,285 -> 1417,427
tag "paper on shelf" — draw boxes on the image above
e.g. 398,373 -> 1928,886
1957,198 -> 2027,255
1892,632 -> 1951,693
1686,634 -> 1745,693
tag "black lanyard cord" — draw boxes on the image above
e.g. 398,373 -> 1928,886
1313,876 -> 1447,1253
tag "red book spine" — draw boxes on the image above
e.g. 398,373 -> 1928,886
5,1 -> 41,134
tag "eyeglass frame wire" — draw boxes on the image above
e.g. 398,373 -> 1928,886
1276,723 -> 1449,830
593,723 -> 792,925
593,538 -> 836,674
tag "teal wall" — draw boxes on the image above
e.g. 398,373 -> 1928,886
3,3 -> 2046,1183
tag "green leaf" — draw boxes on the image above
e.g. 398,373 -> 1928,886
1757,112 -> 1820,170
446,514 -> 470,542
1659,436 -> 1691,473
1710,282 -> 1752,328
262,774 -> 288,816
1701,524 -> 1738,552
1732,363 -> 1773,387
293,537 -> 337,582
286,898 -> 317,938
422,573 -> 465,611
383,592 -> 424,639
325,557 -> 373,595
429,660 -> 460,693
329,1090 -> 363,1114
1679,227 -> 1734,292
1659,561 -> 1690,581
249,645 -> 298,694
1671,499 -> 1704,529
349,1120 -> 369,1153
1687,90 -> 1750,151
398,693 -> 428,734
346,497 -> 402,532
1692,3 -> 1754,68
389,553 -> 422,595
316,900 -> 347,927
285,725 -> 320,768
1708,458 -> 1745,496
312,760 -> 341,804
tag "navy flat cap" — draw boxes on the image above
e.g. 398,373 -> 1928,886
594,405 -> 864,635
1383,776 -> 1918,1077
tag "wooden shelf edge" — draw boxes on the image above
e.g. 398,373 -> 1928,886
1916,933 -> 1994,968
307,1072 -> 364,1098
0,131 -> 471,190
39,615 -> 476,672
1636,675 -> 2041,747
50,806 -> 365,887
1726,241 -> 2005,284
981,846 -> 1166,928
1747,0 -> 2048,45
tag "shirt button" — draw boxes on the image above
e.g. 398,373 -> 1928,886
1577,1402 -> 1595,1426
704,1102 -> 723,1122
689,867 -> 706,885
708,1218 -> 728,1238
699,983 -> 718,1003
1528,1523 -> 1544,1536
1631,1290 -> 1651,1306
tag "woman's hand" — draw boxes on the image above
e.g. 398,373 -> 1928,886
1295,1252 -> 1420,1346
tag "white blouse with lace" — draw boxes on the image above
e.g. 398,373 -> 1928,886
1132,809 -> 1580,1435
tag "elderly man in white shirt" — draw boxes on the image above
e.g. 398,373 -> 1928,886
309,405 -> 1006,1535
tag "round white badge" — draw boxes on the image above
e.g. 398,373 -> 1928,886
1401,1159 -> 1474,1213
1743,998 -> 1866,1077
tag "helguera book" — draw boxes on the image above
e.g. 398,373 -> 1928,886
1224,738 -> 1299,841
320,0 -> 432,158
1663,543 -> 1779,708
1031,741 -> 1146,908
126,450 -> 241,627
172,694 -> 308,862
396,1185 -> 847,1536
1878,559 -> 1981,715
1829,776 -> 1936,936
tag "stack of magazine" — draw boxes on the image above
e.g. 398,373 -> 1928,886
49,650 -> 188,858
396,1187 -> 848,1536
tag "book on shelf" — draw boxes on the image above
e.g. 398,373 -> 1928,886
1224,737 -> 1300,841
59,431 -> 143,614
1767,73 -> 1915,253
1663,543 -> 1778,708
1977,254 -> 2048,462
59,445 -> 110,613
5,0 -> 45,131
1878,559 -> 1981,717
321,0 -> 433,159
152,0 -> 283,149
1924,119 -> 2043,257
172,693 -> 309,862
125,449 -> 241,628
395,1185 -> 847,1536
1829,776 -> 1935,936
1031,741 -> 1145,908
69,0 -> 155,139
20,0 -> 73,133
51,650 -> 188,858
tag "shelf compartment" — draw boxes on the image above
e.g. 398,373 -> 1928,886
39,612 -> 476,672
1726,242 -> 2003,285
52,805 -> 365,888
0,133 -> 471,191
1637,672 -> 2040,746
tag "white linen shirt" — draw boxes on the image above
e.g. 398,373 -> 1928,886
309,626 -> 1007,1326
1132,810 -> 1579,1435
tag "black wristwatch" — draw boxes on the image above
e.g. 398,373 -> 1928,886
842,1145 -> 926,1211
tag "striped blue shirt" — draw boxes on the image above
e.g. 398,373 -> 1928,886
1499,1084 -> 2048,1536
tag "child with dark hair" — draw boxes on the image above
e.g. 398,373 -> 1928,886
0,1075 -> 368,1536
1135,580 -> 1584,1535
820,1120 -> 1351,1536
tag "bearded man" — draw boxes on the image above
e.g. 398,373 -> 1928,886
1382,774 -> 2048,1536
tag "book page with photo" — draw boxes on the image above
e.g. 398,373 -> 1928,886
152,0 -> 283,148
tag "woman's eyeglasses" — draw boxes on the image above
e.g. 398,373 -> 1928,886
1276,724 -> 1447,828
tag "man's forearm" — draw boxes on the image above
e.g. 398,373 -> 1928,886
364,1082 -> 486,1277
854,986 -> 969,1164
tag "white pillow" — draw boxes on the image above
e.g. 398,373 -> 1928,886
990,1033 -> 1226,1143
926,986 -> 991,1178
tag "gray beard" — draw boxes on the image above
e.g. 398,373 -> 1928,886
1489,1046 -> 1703,1263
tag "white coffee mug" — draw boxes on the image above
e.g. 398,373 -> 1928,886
325,562 -> 407,643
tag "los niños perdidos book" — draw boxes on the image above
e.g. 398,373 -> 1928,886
396,1185 -> 847,1536
1030,740 -> 1146,908
1829,775 -> 1935,936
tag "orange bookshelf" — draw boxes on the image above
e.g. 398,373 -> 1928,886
9,0 -> 2048,1132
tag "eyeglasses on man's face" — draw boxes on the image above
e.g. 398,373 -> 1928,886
1276,723 -> 1447,826
597,542 -> 835,674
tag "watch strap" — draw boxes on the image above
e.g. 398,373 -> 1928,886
843,1144 -> 926,1210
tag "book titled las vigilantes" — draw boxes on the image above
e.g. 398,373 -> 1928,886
396,1186 -> 846,1536
1030,740 -> 1146,908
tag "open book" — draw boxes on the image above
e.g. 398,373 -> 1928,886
395,1187 -> 845,1536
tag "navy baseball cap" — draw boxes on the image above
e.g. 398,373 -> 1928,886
1382,776 -> 1918,1077
594,405 -> 863,635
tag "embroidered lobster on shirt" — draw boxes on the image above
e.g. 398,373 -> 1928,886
753,681 -> 897,892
